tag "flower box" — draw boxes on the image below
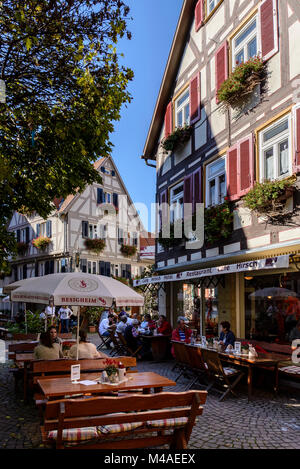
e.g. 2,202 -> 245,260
32,236 -> 51,251
217,56 -> 265,108
84,238 -> 106,253
204,200 -> 233,246
120,244 -> 137,257
161,125 -> 192,153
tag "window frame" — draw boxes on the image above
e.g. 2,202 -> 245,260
205,156 -> 226,208
231,14 -> 259,70
169,181 -> 184,223
258,114 -> 292,182
174,88 -> 190,129
205,0 -> 224,21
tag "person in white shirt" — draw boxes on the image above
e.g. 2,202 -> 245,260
45,301 -> 56,325
115,315 -> 128,336
57,305 -> 72,333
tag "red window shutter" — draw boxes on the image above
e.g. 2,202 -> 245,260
164,102 -> 173,138
190,73 -> 201,125
226,145 -> 239,201
192,167 -> 202,214
260,0 -> 279,61
239,134 -> 254,197
294,106 -> 300,173
195,0 -> 203,32
215,41 -> 228,102
184,175 -> 193,205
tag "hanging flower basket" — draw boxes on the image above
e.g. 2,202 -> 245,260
204,199 -> 233,246
32,236 -> 51,251
243,179 -> 296,221
217,56 -> 265,108
120,244 -> 137,257
84,238 -> 106,253
17,242 -> 29,255
161,125 -> 192,153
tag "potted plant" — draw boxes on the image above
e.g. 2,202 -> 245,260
104,359 -> 119,383
82,307 -> 101,332
217,56 -> 265,108
161,125 -> 192,154
243,179 -> 295,220
120,244 -> 137,257
32,236 -> 51,251
83,238 -> 106,254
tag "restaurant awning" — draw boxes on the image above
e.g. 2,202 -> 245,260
133,255 -> 290,287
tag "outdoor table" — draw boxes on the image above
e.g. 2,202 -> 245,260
37,371 -> 176,400
141,334 -> 171,361
218,349 -> 281,401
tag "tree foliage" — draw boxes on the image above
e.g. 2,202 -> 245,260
0,0 -> 133,269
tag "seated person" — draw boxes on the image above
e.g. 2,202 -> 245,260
115,315 -> 128,336
157,315 -> 172,335
140,313 -> 156,331
34,331 -> 63,360
69,329 -> 106,359
124,319 -> 143,351
99,313 -> 114,337
172,317 -> 192,343
48,326 -> 62,345
219,321 -> 236,348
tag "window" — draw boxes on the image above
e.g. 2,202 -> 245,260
207,0 -> 222,15
89,224 -> 98,239
232,16 -> 258,68
175,89 -> 190,128
259,116 -> 291,181
206,157 -> 226,207
170,182 -> 184,223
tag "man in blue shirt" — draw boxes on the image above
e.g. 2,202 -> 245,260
219,321 -> 236,348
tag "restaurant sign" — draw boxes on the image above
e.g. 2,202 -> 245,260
133,255 -> 290,287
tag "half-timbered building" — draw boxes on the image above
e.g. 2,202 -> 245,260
136,0 -> 300,344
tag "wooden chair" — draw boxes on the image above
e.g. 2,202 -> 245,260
117,332 -> 143,358
171,341 -> 192,382
108,330 -> 127,357
41,390 -> 207,449
201,348 -> 244,401
274,359 -> 300,393
96,322 -> 112,352
185,345 -> 210,390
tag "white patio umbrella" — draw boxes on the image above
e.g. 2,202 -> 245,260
249,287 -> 299,300
10,273 -> 144,360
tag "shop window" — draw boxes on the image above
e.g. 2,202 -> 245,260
259,115 -> 291,181
231,16 -> 258,68
175,89 -> 190,128
244,273 -> 300,344
170,182 -> 184,223
205,157 -> 226,207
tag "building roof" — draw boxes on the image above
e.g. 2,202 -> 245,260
142,0 -> 196,161
140,232 -> 156,249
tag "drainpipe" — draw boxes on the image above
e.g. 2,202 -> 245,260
141,155 -> 156,169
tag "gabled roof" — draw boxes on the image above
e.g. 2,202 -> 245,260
56,157 -> 107,213
142,0 -> 196,161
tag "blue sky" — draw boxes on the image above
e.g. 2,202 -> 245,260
110,0 -> 184,231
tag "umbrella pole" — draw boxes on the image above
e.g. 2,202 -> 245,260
76,307 -> 80,361
24,303 -> 27,334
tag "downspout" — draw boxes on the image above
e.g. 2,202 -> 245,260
141,155 -> 156,169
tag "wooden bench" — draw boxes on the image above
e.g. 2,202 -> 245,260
8,342 -> 37,361
41,390 -> 207,449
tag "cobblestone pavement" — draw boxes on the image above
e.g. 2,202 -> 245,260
1,335 -> 300,449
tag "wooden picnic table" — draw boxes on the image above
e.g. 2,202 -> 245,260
37,371 -> 176,400
141,334 -> 171,361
